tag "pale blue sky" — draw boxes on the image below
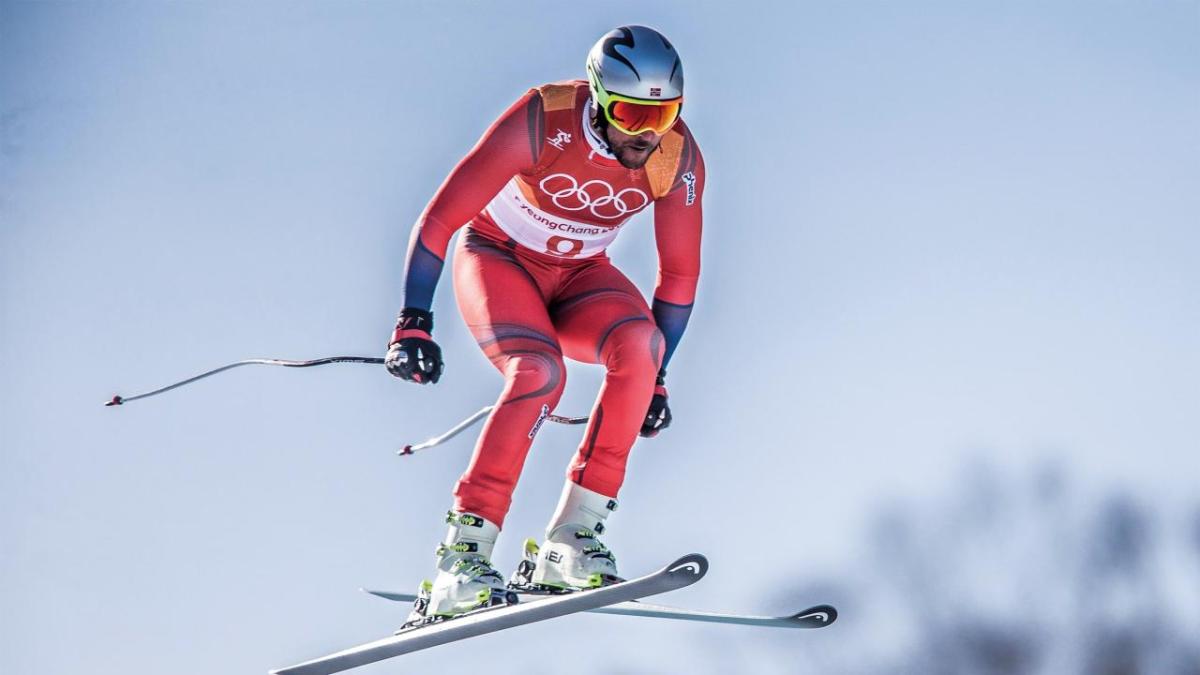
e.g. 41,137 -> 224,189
2,2 -> 1198,674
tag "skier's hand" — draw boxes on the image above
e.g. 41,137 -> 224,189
639,370 -> 672,437
385,308 -> 444,385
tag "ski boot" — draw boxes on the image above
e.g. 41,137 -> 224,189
402,511 -> 517,629
511,482 -> 622,592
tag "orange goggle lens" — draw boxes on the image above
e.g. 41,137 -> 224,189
605,99 -> 682,136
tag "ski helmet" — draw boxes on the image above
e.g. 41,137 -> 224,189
586,26 -> 684,135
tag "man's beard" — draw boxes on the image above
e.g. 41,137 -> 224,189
615,148 -> 651,169
613,138 -> 658,169
591,109 -> 656,169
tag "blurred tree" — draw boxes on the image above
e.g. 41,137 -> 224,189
770,460 -> 1200,675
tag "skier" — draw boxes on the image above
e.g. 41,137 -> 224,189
385,25 -> 705,624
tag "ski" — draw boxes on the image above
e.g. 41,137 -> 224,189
364,588 -> 837,630
270,553 -> 707,675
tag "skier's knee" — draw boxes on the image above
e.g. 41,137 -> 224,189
504,351 -> 567,404
601,319 -> 663,378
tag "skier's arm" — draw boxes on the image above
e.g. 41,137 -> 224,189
651,139 -> 705,371
400,91 -> 542,311
388,91 -> 541,385
640,154 -> 702,436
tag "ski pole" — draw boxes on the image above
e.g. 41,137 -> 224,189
104,355 -> 385,406
104,354 -> 590,452
398,406 -> 588,456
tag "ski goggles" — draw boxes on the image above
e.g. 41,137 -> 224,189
604,96 -> 682,136
595,89 -> 683,136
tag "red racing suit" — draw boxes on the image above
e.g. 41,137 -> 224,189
401,80 -> 705,526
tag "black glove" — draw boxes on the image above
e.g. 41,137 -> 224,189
385,308 -> 444,384
639,369 -> 672,438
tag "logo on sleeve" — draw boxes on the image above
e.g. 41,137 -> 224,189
547,129 -> 572,150
682,171 -> 697,206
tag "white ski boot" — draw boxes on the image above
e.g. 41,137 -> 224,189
403,511 -> 516,628
512,482 -> 621,591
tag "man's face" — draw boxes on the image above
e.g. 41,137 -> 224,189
603,124 -> 663,170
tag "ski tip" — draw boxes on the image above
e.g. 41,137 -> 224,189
789,604 -> 838,628
361,587 -> 415,603
664,553 -> 708,579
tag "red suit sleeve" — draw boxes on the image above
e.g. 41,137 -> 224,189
651,134 -> 705,369
400,91 -> 542,311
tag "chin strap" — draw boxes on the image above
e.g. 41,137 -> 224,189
586,103 -> 616,156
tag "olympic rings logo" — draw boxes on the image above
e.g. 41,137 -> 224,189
538,173 -> 650,220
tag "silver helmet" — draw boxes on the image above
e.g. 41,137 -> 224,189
586,25 -> 684,104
